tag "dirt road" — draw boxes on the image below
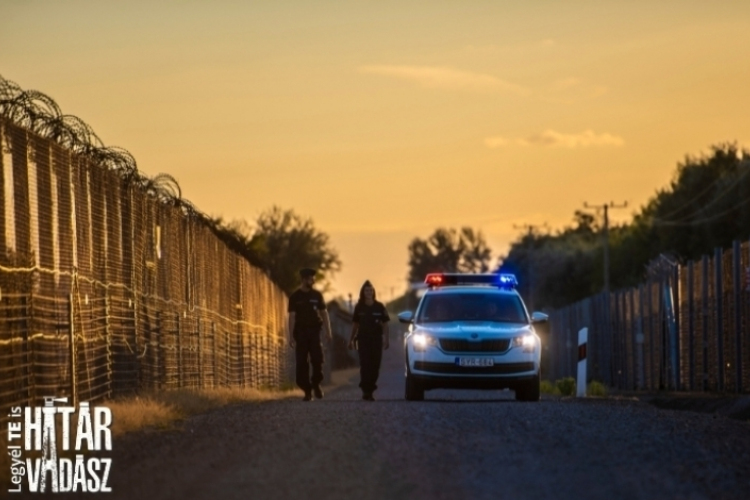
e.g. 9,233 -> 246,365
37,333 -> 750,500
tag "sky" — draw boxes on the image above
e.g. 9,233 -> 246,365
2,0 -> 750,301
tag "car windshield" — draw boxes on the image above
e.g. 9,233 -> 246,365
417,292 -> 528,324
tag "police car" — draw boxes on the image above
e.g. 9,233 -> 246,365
399,273 -> 547,401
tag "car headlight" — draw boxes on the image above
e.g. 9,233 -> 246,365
412,333 -> 438,352
512,335 -> 537,352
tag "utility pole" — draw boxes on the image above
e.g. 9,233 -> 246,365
512,223 -> 548,311
582,201 -> 628,294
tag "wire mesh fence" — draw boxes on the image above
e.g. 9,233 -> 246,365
546,241 -> 750,394
0,117 -> 292,422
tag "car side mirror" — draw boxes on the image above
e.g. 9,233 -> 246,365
531,312 -> 549,324
398,311 -> 414,324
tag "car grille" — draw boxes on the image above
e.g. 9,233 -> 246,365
414,361 -> 534,374
439,338 -> 511,353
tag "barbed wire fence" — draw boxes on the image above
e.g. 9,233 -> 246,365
0,76 -> 292,422
546,241 -> 750,394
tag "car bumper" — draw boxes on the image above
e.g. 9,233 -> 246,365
406,342 -> 540,390
410,372 -> 538,391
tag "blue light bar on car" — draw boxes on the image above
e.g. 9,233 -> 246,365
497,274 -> 518,288
424,273 -> 518,289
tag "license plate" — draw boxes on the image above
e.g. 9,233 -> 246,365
456,357 -> 494,367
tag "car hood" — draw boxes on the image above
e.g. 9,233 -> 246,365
412,321 -> 533,339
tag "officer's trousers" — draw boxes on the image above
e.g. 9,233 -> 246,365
294,326 -> 324,392
357,334 -> 383,394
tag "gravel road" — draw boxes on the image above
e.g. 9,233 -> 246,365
44,332 -> 750,500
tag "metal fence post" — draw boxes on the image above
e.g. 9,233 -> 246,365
132,295 -> 139,391
658,277 -> 665,389
68,293 -> 78,407
104,290 -> 112,398
615,294 -> 621,388
612,291 -> 617,387
617,292 -> 626,389
212,322 -> 218,387
715,247 -> 724,391
177,311 -> 183,388
646,280 -> 654,389
687,261 -> 695,391
701,255 -> 709,391
629,289 -> 638,390
732,240 -> 742,393
237,308 -> 245,388
673,262 -> 681,391
198,318 -> 203,388
608,295 -> 615,387
155,310 -> 162,390
623,291 -> 630,389
602,292 -> 612,387
664,275 -> 679,391
638,286 -> 646,390
568,308 -> 574,378
22,293 -> 33,406
226,327 -> 231,387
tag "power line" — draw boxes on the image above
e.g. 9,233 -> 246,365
650,194 -> 750,226
649,162 -> 750,225
653,163 -> 750,221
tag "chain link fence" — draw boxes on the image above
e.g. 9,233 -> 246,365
546,241 -> 750,394
0,116 -> 292,421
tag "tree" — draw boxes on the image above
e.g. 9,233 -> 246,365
216,207 -> 341,295
634,143 -> 750,260
407,227 -> 492,283
572,210 -> 598,234
246,206 -> 341,295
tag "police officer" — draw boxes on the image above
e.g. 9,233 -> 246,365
288,268 -> 332,401
348,280 -> 390,401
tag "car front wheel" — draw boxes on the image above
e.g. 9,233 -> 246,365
404,353 -> 425,401
515,373 -> 540,402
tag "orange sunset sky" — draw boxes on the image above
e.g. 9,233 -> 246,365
2,1 -> 750,301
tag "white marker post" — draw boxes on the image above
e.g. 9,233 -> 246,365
576,327 -> 588,397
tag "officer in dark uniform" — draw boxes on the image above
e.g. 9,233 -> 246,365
288,268 -> 332,401
348,280 -> 390,401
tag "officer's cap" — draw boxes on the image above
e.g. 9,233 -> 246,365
299,268 -> 316,278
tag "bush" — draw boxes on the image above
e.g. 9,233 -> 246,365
540,379 -> 561,395
587,380 -> 608,397
555,377 -> 576,396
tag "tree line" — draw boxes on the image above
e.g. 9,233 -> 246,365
217,144 -> 748,306
404,144 -> 750,310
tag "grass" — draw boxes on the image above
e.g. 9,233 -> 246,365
540,379 -> 561,395
556,377 -> 577,396
106,396 -> 181,435
107,386 -> 298,436
540,378 -> 609,397
587,380 -> 608,397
